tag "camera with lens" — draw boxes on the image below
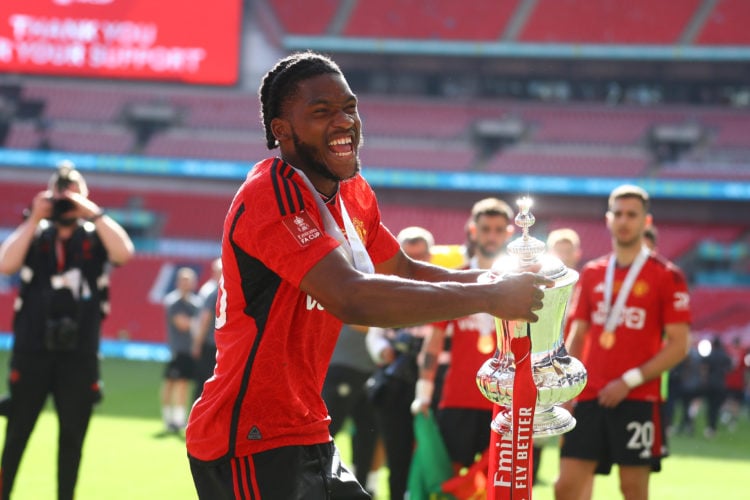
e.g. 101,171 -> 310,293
47,166 -> 78,223
50,199 -> 76,222
44,316 -> 79,351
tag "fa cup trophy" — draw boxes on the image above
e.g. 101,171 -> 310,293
476,197 -> 587,437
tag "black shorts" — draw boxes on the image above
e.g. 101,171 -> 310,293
561,400 -> 665,474
437,407 -> 493,467
727,388 -> 745,403
164,353 -> 194,380
189,442 -> 370,499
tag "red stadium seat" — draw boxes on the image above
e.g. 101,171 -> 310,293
696,0 -> 750,45
518,0 -> 701,44
483,147 -> 650,177
268,0 -> 341,35
689,286 -> 750,341
343,0 -> 520,41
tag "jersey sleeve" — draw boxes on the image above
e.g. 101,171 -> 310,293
569,265 -> 593,323
366,221 -> 400,265
660,263 -> 692,325
432,319 -> 451,330
230,160 -> 340,289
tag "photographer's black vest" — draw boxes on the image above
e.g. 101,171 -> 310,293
13,222 -> 109,353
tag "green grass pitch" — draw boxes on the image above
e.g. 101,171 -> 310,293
0,354 -> 746,499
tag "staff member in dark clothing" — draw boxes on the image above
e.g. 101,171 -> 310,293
0,161 -> 133,500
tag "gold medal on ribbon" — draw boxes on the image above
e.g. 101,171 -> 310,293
599,330 -> 615,350
477,334 -> 495,354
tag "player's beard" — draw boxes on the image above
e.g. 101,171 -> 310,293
476,242 -> 503,260
291,130 -> 361,182
613,229 -> 643,249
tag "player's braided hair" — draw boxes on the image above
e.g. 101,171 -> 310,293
259,51 -> 342,150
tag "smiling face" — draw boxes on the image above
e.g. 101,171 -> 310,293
272,73 -> 362,194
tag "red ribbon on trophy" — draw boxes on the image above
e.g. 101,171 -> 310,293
488,325 -> 537,500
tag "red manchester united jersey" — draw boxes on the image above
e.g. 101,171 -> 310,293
570,252 -> 691,402
186,158 -> 400,461
435,314 -> 497,410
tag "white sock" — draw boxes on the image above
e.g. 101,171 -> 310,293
161,406 -> 172,427
366,470 -> 380,494
172,405 -> 187,428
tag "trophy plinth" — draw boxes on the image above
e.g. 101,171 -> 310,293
476,197 -> 587,438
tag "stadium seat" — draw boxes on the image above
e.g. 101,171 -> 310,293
518,0 -> 701,44
696,0 -> 750,45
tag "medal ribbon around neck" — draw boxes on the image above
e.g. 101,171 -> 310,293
293,167 -> 374,274
601,245 -> 650,348
470,256 -> 496,354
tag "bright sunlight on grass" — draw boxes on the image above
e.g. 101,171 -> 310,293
0,354 -> 747,499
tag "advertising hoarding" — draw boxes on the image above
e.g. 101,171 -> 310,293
0,0 -> 242,85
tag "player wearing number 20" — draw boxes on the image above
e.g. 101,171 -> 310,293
555,184 -> 691,500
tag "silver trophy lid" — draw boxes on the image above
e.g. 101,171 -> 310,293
494,197 -> 572,283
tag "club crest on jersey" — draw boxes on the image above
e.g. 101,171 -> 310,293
283,211 -> 321,247
633,280 -> 649,297
353,217 -> 367,245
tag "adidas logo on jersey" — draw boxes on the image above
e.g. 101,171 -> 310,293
247,426 -> 262,440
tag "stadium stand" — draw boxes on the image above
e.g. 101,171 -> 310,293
268,0 -> 341,36
144,130 -> 268,162
35,126 -> 132,155
657,159 -> 750,180
517,0 -> 702,44
361,138 -> 476,171
359,96 -> 480,139
0,180 -> 36,230
106,255 -> 169,342
106,254 -> 215,342
545,218 -> 747,274
0,178 -> 230,240
342,0 -> 520,40
530,113 -> 649,146
21,80 -> 261,131
7,81 -> 748,166
1,0 -> 748,345
690,286 -> 750,340
263,0 -> 750,46
696,0 -> 750,45
21,81 -> 126,123
135,190 -> 228,240
483,146 -> 650,177
379,203 -> 469,246
700,111 -> 750,148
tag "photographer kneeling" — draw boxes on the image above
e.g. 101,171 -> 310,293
0,161 -> 133,500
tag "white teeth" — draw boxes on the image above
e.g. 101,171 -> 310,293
328,137 -> 352,146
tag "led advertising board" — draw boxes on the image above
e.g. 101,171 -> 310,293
0,0 -> 242,85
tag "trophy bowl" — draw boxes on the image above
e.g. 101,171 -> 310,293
475,197 -> 587,438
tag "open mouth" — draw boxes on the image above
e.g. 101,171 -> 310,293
328,136 -> 354,157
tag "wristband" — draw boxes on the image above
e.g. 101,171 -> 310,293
410,379 -> 435,415
415,379 -> 434,402
621,368 -> 644,389
88,211 -> 105,222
